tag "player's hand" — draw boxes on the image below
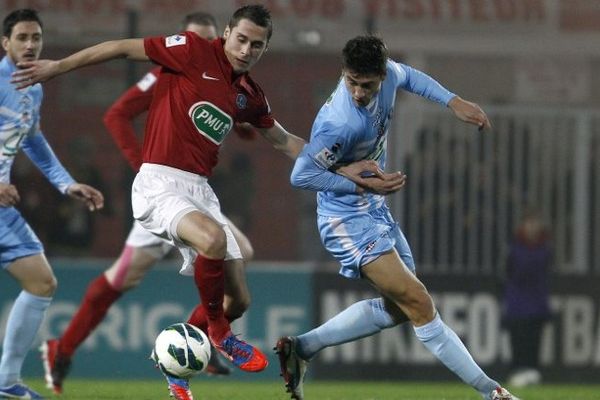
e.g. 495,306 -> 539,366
358,170 -> 407,195
0,183 -> 20,207
336,160 -> 384,181
448,96 -> 492,131
11,59 -> 60,89
66,183 -> 104,211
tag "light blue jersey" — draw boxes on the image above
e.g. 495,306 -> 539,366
0,56 -> 75,268
291,60 -> 455,276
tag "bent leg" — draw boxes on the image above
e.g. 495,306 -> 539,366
58,245 -> 159,357
296,297 -> 406,360
177,211 -> 229,340
363,251 -> 500,397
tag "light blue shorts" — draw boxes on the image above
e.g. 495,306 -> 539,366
317,205 -> 415,279
0,207 -> 43,269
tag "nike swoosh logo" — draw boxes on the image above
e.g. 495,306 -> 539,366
202,72 -> 219,81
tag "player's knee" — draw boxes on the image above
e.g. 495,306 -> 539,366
198,226 -> 227,257
32,275 -> 57,297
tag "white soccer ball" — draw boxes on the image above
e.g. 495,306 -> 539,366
153,323 -> 211,379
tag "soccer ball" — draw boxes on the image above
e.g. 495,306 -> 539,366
152,323 -> 211,378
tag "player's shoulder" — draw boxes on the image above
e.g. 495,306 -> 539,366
240,73 -> 267,98
386,59 -> 407,83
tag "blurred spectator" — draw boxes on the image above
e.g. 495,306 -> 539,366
502,209 -> 552,387
46,136 -> 109,255
211,152 -> 255,233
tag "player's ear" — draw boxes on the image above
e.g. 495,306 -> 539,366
223,26 -> 230,40
1,36 -> 9,51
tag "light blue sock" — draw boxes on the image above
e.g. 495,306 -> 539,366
296,298 -> 396,360
413,313 -> 498,398
0,290 -> 52,387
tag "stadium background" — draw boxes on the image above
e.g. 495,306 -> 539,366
1,0 -> 600,385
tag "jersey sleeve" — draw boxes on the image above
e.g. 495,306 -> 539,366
102,68 -> 158,171
143,32 -> 197,73
390,61 -> 456,106
290,121 -> 357,193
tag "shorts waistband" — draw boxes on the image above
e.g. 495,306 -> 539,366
139,163 -> 208,184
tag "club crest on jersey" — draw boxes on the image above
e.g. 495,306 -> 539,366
236,94 -> 247,110
165,34 -> 186,48
314,142 -> 341,169
188,101 -> 233,145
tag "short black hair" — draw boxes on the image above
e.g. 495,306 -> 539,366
228,4 -> 272,41
342,35 -> 388,76
3,9 -> 42,38
180,12 -> 217,31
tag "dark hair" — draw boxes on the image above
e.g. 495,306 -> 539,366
228,4 -> 272,41
180,12 -> 217,31
3,9 -> 42,38
342,35 -> 388,76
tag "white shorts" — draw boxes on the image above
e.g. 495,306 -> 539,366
131,163 -> 242,275
125,220 -> 173,259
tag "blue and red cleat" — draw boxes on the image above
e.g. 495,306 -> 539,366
211,333 -> 268,372
164,375 -> 193,400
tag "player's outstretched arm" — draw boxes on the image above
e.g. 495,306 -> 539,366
65,183 -> 104,212
448,96 -> 492,131
12,39 -> 148,89
257,120 -> 306,159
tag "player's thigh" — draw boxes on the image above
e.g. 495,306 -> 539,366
6,253 -> 57,296
106,222 -> 173,289
362,251 -> 434,324
224,215 -> 254,262
105,246 -> 160,290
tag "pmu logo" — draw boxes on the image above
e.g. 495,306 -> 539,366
188,101 -> 233,145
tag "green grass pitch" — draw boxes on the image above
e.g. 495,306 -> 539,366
23,379 -> 600,399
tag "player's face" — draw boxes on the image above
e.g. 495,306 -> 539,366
343,69 -> 385,107
185,23 -> 217,41
2,21 -> 43,66
222,18 -> 268,74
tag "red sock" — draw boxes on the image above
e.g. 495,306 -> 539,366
193,255 -> 229,341
58,274 -> 122,357
187,305 -> 237,334
187,305 -> 208,333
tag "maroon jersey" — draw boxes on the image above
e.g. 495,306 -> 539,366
142,32 -> 274,177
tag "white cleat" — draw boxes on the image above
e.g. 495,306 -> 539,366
490,386 -> 521,400
275,336 -> 308,400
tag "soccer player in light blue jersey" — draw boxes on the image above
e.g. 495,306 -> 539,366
276,36 -> 518,400
0,9 -> 103,399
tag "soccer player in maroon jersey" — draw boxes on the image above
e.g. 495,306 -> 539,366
39,12 -> 248,396
13,5 -> 391,399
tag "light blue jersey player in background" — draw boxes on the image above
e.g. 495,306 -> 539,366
276,36 -> 519,400
0,9 -> 103,399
